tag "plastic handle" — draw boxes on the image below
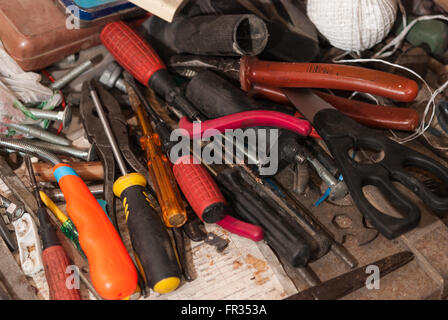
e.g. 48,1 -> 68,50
173,155 -> 227,223
178,110 -> 311,139
240,56 -> 419,102
42,245 -> 81,300
216,216 -> 264,242
114,173 -> 181,294
100,21 -> 166,86
53,164 -> 137,300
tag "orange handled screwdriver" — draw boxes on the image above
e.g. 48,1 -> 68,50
25,156 -> 81,300
0,139 -> 138,300
124,79 -> 187,228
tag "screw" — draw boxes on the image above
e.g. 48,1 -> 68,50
50,54 -> 103,90
28,106 -> 73,128
99,62 -> 127,93
1,123 -> 71,146
306,155 -> 348,201
26,140 -> 96,161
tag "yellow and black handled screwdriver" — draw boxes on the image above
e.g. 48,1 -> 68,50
88,80 -> 181,294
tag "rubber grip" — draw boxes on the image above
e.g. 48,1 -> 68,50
216,216 -> 264,242
101,21 -> 166,86
173,155 -> 227,223
240,56 -> 419,102
178,111 -> 312,139
119,184 -> 181,293
42,245 -> 81,300
53,164 -> 137,300
248,85 -> 420,131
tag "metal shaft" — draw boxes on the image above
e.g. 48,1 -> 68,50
2,123 -> 71,146
28,106 -> 72,128
26,140 -> 95,161
50,60 -> 94,91
88,82 -> 128,176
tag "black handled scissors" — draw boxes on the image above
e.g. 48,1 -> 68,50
283,88 -> 448,239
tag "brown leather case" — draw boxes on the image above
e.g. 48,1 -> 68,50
0,0 -> 103,71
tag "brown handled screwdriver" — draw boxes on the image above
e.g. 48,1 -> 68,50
247,84 -> 420,131
25,156 -> 81,300
88,80 -> 181,294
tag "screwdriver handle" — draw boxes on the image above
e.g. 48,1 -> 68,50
100,21 -> 165,86
53,164 -> 138,300
173,156 -> 265,242
173,155 -> 227,223
240,56 -> 419,102
42,245 -> 81,300
113,173 -> 181,294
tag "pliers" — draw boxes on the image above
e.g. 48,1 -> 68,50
80,82 -> 153,230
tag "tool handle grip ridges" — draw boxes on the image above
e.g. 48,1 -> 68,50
101,21 -> 166,86
42,245 -> 81,300
173,155 -> 226,223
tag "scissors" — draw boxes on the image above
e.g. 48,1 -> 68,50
283,88 -> 448,239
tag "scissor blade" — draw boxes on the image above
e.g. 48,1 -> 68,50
285,251 -> 414,300
282,88 -> 336,124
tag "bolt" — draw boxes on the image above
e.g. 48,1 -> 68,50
99,62 -> 127,93
50,54 -> 103,90
28,106 -> 73,128
2,123 -> 71,146
26,140 -> 96,161
306,155 -> 348,201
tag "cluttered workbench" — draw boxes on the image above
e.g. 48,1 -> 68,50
0,0 -> 448,302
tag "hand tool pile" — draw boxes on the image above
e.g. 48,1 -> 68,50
0,0 -> 447,301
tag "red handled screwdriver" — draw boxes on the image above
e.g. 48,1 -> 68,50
25,156 -> 81,300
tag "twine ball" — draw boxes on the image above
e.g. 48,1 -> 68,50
307,0 -> 398,52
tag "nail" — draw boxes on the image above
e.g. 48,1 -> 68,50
26,140 -> 96,161
2,123 -> 71,146
50,54 -> 103,90
28,106 -> 73,128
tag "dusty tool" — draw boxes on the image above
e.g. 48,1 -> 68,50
26,140 -> 96,162
286,251 -> 414,300
80,83 -> 152,229
1,123 -> 71,146
247,84 -> 420,132
122,74 -> 264,241
25,156 -> 81,300
0,139 -> 138,300
283,88 -> 448,239
28,106 -> 73,129
100,21 -> 311,152
43,184 -> 103,202
39,191 -> 84,257
169,54 -> 419,102
204,232 -> 230,253
145,14 -> 269,56
124,76 -> 187,228
0,194 -> 22,250
32,161 -> 104,182
99,61 -> 127,93
88,80 -> 181,295
50,54 -> 103,90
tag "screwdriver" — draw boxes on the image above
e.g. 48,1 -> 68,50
123,77 -> 187,228
88,80 -> 181,294
24,156 -> 81,300
0,138 -> 137,300
39,191 -> 85,258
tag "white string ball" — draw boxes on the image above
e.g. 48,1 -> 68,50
307,0 -> 398,52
